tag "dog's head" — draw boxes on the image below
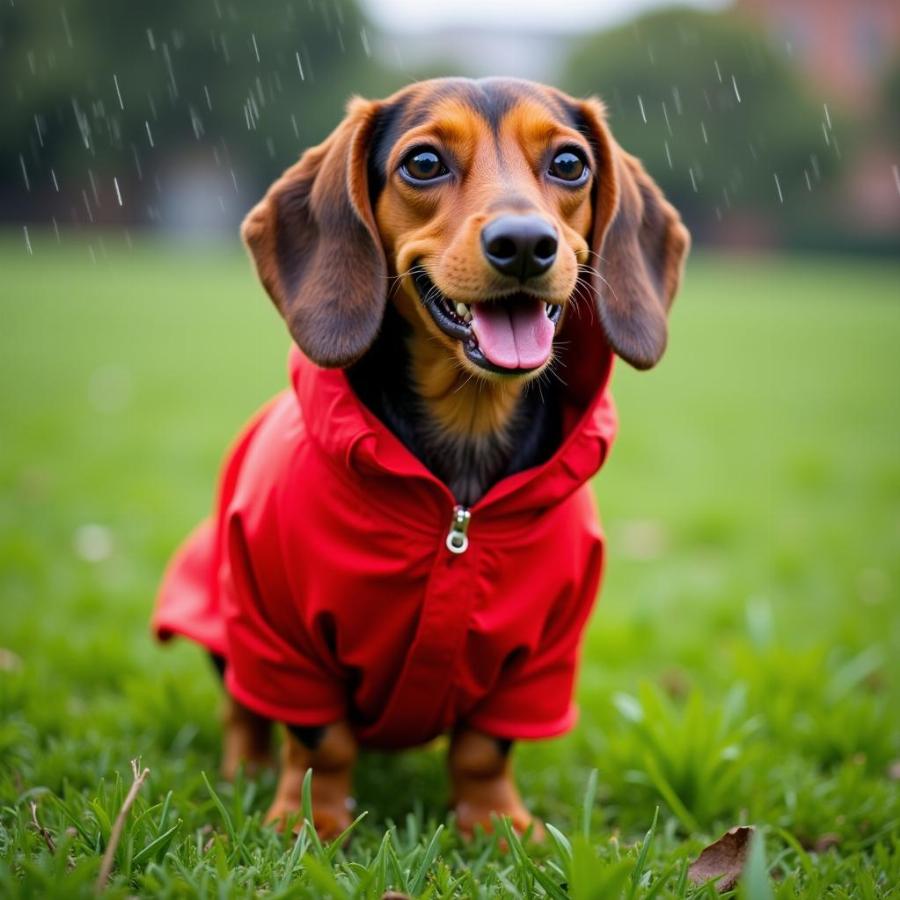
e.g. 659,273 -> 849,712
242,77 -> 689,378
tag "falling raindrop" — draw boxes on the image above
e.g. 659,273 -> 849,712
114,177 -> 123,206
773,173 -> 784,204
296,51 -> 305,81
88,169 -> 100,206
19,154 -> 30,192
893,164 -> 900,197
162,43 -> 178,98
731,75 -> 741,103
82,190 -> 94,223
637,94 -> 647,124
60,7 -> 74,48
810,154 -> 821,181
23,226 -> 33,255
113,74 -> 125,110
131,145 -> 143,181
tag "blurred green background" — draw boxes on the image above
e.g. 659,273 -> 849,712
3,0 -> 900,251
1,0 -> 899,895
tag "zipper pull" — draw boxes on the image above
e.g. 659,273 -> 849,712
445,505 -> 471,554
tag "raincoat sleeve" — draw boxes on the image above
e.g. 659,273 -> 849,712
466,527 -> 605,741
222,509 -> 348,728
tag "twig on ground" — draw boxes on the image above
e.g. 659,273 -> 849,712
29,800 -> 56,854
94,758 -> 150,893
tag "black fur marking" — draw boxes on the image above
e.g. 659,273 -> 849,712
287,723 -> 327,750
347,305 -> 561,508
355,78 -> 568,503
210,652 -> 227,680
367,96 -> 409,207
368,79 -> 572,203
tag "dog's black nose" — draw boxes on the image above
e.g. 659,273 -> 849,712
481,215 -> 558,280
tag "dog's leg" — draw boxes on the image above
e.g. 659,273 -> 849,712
265,721 -> 357,841
448,728 -> 544,840
209,654 -> 274,779
220,695 -> 274,779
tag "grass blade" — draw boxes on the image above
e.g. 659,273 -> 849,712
581,769 -> 599,841
131,821 -> 181,866
200,771 -> 236,845
409,823 -> 444,895
629,806 -> 659,897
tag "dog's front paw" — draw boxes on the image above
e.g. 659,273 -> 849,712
265,794 -> 353,841
453,790 -> 545,842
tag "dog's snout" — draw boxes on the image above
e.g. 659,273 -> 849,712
481,215 -> 558,280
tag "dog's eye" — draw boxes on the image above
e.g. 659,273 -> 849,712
400,149 -> 448,183
549,150 -> 588,184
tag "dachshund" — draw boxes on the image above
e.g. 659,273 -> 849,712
157,76 -> 689,840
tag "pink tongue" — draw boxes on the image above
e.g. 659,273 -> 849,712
469,299 -> 554,370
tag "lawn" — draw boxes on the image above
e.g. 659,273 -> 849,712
1,231 -> 898,897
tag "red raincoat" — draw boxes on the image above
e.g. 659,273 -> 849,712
153,307 -> 617,749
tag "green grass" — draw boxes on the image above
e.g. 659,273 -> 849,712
1,230 -> 898,897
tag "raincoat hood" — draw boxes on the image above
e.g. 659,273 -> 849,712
290,304 -> 618,516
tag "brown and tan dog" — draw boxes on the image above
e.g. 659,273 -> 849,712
213,77 -> 688,839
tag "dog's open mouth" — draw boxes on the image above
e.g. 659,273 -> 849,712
412,266 -> 563,374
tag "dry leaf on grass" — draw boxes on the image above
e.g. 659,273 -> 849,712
0,648 -> 23,672
812,832 -> 841,853
688,825 -> 756,892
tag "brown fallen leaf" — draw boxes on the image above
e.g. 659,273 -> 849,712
659,666 -> 691,700
0,648 -> 23,672
688,825 -> 756,893
888,760 -> 900,781
812,833 -> 841,853
381,893 -> 412,900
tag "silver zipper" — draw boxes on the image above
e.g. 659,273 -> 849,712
445,505 -> 471,554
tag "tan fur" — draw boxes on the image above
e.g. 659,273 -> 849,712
241,80 -> 689,438
375,94 -> 595,441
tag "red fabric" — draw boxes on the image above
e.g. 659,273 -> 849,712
153,304 -> 618,749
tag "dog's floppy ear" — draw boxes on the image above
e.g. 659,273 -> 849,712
241,98 -> 386,368
577,98 -> 690,370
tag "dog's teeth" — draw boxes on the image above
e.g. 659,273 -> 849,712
545,302 -> 554,317
455,302 -> 469,319
463,310 -> 472,323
